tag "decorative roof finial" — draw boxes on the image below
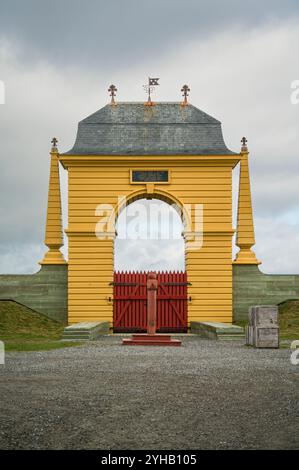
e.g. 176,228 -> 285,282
241,136 -> 248,152
108,84 -> 117,105
181,84 -> 190,106
51,137 -> 58,151
143,77 -> 159,106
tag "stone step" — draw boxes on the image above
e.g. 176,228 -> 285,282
62,334 -> 91,340
63,330 -> 94,335
190,321 -> 244,340
122,338 -> 181,346
131,334 -> 173,342
218,334 -> 245,341
62,321 -> 109,340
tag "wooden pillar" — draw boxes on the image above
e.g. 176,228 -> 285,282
233,139 -> 260,265
147,272 -> 158,334
40,139 -> 66,265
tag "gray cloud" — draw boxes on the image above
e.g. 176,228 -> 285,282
115,239 -> 185,272
1,0 -> 299,68
0,4 -> 299,274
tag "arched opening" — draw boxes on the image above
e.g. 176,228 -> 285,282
114,197 -> 185,271
113,194 -> 188,333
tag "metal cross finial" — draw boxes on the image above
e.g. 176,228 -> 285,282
241,136 -> 248,150
181,84 -> 190,105
108,84 -> 117,105
51,137 -> 58,150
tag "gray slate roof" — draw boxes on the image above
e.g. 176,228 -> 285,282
63,102 -> 236,156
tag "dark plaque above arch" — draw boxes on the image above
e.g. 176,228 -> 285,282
131,170 -> 169,183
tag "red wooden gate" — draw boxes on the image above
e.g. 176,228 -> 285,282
113,271 -> 188,333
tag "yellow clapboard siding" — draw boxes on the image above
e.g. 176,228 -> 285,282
185,254 -> 232,261
78,190 -> 232,196
68,203 -> 232,211
189,305 -> 232,311
68,197 -> 232,204
68,217 -> 232,226
68,241 -> 116,247
68,245 -> 225,253
69,175 -> 232,181
188,285 -> 231,291
69,184 -> 232,191
69,209 -> 233,215
188,317 -> 232,322
68,270 -> 113,276
186,272 -> 231,277
68,307 -> 114,312
68,257 -> 113,264
68,319 -> 113,324
193,299 -> 232,305
68,251 -> 114,258
69,190 -> 231,197
68,280 -> 113,285
70,169 -> 232,176
185,260 -> 232,266
65,157 -> 236,325
199,241 -> 232,247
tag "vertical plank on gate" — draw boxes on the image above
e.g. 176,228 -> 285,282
161,270 -> 164,331
166,271 -> 169,330
129,271 -> 132,330
113,271 -> 115,328
157,271 -> 160,330
114,270 -> 187,333
171,271 -> 174,329
120,271 -> 123,329
144,271 -> 146,330
184,272 -> 186,328
123,270 -> 126,330
133,271 -> 135,331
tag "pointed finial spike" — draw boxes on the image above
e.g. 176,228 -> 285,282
40,137 -> 65,265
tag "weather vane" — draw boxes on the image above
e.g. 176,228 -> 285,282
181,84 -> 190,106
143,77 -> 159,106
108,84 -> 117,105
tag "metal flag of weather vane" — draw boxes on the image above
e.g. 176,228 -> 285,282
143,77 -> 159,105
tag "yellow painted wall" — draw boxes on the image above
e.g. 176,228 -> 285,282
60,154 -> 239,326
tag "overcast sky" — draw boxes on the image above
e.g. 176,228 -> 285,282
0,0 -> 299,274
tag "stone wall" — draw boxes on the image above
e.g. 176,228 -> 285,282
233,265 -> 299,321
0,265 -> 68,323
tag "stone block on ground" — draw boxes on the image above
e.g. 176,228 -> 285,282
249,305 -> 278,326
245,325 -> 254,346
254,326 -> 279,348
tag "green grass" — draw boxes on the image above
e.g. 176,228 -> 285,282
0,300 -> 82,351
4,340 -> 82,352
278,300 -> 299,341
234,319 -> 247,329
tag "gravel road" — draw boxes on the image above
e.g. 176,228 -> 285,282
0,336 -> 298,450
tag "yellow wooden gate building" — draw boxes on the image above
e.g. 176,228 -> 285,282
40,90 -> 260,327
